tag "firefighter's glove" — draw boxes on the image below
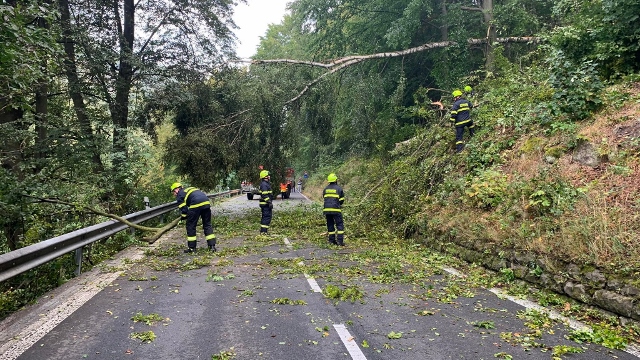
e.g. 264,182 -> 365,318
268,202 -> 273,209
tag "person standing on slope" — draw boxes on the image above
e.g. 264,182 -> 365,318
450,89 -> 474,153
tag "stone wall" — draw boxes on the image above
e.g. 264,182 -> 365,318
420,235 -> 640,321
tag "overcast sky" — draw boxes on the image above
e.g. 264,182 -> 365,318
232,0 -> 290,59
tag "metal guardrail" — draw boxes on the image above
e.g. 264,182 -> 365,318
0,190 -> 239,283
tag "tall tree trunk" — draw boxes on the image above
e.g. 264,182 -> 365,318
58,0 -> 104,172
35,73 -> 47,164
111,0 -> 135,184
440,0 -> 448,41
35,14 -> 49,168
481,0 -> 496,72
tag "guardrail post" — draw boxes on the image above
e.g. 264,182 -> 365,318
75,247 -> 83,276
144,196 -> 150,209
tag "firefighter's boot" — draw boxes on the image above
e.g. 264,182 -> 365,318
207,239 -> 217,252
184,240 -> 197,253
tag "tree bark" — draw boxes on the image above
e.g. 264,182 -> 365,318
481,0 -> 497,72
111,0 -> 135,169
58,0 -> 104,172
440,0 -> 448,41
34,4 -> 51,167
34,71 -> 47,165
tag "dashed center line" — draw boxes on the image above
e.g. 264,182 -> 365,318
304,273 -> 323,293
296,258 -> 322,293
334,324 -> 368,360
287,238 -> 366,359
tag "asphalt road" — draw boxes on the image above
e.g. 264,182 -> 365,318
1,191 -> 638,360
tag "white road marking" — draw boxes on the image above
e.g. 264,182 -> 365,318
0,250 -> 144,360
298,192 -> 312,202
304,273 -> 323,293
334,324 -> 367,360
442,266 -> 640,358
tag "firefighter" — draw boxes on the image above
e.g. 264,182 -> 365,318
171,182 -> 216,253
259,170 -> 273,234
464,85 -> 474,97
450,89 -> 474,153
323,173 -> 345,246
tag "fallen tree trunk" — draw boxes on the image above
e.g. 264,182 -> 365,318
24,195 -> 179,241
144,217 -> 181,244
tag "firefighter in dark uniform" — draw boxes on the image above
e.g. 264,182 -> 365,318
259,170 -> 273,234
323,173 -> 345,246
450,89 -> 474,153
171,182 -> 217,253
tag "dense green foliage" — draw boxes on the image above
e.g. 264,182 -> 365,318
2,0 -> 640,320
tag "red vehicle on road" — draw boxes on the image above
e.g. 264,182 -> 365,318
242,167 -> 295,200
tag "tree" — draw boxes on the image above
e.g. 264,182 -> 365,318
58,0 -> 240,191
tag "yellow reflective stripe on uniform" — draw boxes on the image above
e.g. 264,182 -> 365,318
261,224 -> 269,229
324,194 -> 339,198
323,208 -> 342,212
328,231 -> 336,235
261,190 -> 272,194
187,236 -> 197,241
180,187 -> 197,208
185,188 -> 197,198
337,231 -> 344,234
189,201 -> 210,209
205,234 -> 216,240
455,119 -> 471,126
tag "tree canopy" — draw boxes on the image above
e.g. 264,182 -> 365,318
2,0 -> 639,252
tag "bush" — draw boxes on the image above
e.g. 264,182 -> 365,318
518,170 -> 582,217
464,169 -> 508,209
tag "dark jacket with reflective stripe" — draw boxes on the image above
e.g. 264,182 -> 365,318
323,183 -> 345,214
175,187 -> 210,217
450,98 -> 472,126
259,179 -> 273,207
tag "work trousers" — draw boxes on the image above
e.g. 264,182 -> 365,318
325,213 -> 344,245
455,122 -> 475,152
185,206 -> 215,249
260,205 -> 272,233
